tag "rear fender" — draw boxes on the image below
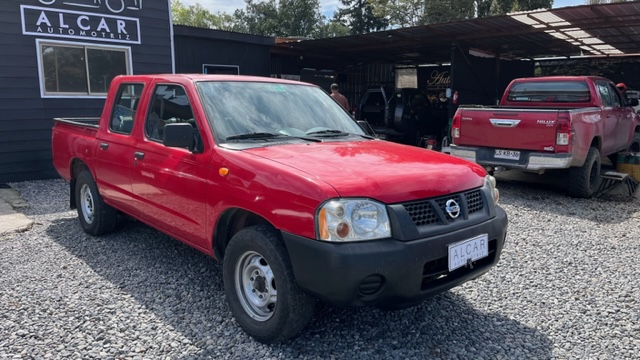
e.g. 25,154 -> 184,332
570,119 -> 600,167
68,159 -> 91,209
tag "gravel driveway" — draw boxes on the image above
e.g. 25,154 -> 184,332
1,177 -> 639,359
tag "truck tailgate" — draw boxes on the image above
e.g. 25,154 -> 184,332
458,108 -> 559,151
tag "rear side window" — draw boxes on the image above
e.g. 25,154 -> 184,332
110,83 -> 144,135
507,81 -> 590,103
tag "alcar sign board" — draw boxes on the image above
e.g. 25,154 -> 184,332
21,5 -> 141,44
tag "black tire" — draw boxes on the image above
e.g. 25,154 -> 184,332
568,147 -> 601,198
75,170 -> 118,235
223,225 -> 315,344
628,132 -> 640,153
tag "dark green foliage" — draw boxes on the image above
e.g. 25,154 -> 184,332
334,0 -> 389,35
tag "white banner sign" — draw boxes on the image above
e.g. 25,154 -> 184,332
21,5 -> 141,44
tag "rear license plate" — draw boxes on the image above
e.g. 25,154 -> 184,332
448,234 -> 489,272
495,149 -> 520,160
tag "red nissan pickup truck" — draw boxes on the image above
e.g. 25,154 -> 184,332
52,74 -> 507,343
450,76 -> 640,198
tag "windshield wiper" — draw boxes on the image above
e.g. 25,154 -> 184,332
226,132 -> 322,142
305,129 -> 349,137
225,132 -> 281,141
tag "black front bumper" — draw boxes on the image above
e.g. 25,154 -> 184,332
282,206 -> 508,308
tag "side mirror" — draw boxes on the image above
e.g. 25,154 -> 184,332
163,123 -> 194,151
627,98 -> 639,107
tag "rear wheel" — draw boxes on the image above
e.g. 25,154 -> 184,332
568,147 -> 601,198
75,170 -> 118,235
223,225 -> 315,343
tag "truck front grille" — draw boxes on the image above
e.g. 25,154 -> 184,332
403,201 -> 438,226
402,189 -> 485,227
466,190 -> 483,214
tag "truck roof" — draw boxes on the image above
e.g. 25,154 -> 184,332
112,73 -> 314,87
510,75 -> 610,83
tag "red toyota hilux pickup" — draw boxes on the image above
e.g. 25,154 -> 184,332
52,74 -> 507,343
450,76 -> 640,198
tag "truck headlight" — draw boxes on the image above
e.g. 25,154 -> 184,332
485,175 -> 500,204
317,199 -> 391,241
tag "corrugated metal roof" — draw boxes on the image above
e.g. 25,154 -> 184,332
275,2 -> 640,68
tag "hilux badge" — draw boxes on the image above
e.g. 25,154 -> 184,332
445,199 -> 461,218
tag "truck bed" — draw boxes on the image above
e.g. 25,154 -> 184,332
53,117 -> 100,128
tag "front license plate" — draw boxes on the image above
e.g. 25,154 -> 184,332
495,149 -> 520,160
448,234 -> 489,272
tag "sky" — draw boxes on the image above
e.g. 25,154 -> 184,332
179,0 -> 587,18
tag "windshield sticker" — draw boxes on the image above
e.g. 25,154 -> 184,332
267,85 -> 287,92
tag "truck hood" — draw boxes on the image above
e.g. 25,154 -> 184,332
244,140 -> 486,204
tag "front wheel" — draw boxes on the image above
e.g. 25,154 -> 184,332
75,170 -> 118,235
567,147 -> 601,198
628,133 -> 640,153
223,225 -> 315,343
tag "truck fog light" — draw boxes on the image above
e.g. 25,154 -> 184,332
358,274 -> 385,296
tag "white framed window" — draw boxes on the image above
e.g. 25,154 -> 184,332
36,39 -> 132,98
202,64 -> 239,75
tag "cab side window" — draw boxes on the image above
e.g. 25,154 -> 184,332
597,82 -> 613,107
145,84 -> 203,151
607,84 -> 622,107
110,83 -> 143,135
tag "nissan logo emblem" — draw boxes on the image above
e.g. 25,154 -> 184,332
445,199 -> 461,218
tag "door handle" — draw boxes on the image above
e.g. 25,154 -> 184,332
99,143 -> 109,150
489,119 -> 521,127
134,152 -> 145,160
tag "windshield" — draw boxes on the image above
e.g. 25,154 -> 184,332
507,81 -> 590,103
196,81 -> 365,143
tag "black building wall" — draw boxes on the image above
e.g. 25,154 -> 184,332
0,0 -> 173,183
451,51 -> 534,107
173,25 -> 273,77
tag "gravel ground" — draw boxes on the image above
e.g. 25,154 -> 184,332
1,177 -> 639,359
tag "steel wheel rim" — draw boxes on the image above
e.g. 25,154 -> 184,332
80,184 -> 94,224
234,251 -> 277,321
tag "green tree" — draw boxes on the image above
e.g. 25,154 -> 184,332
485,0 -> 553,16
372,0 -> 554,27
233,0 -> 323,37
312,19 -> 352,38
233,0 -> 281,35
171,0 -> 240,31
512,0 -> 554,11
476,0 -> 493,17
423,0 -> 475,24
335,0 -> 389,35
371,0 -> 427,27
279,0 -> 324,36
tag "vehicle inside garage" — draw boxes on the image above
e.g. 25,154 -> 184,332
271,2 -> 640,150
